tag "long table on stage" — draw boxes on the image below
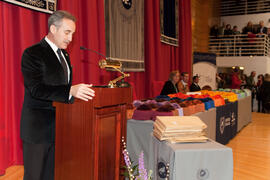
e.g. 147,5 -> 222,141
126,96 -> 251,175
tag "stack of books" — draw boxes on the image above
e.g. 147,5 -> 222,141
153,116 -> 208,143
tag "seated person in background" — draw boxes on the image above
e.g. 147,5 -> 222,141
202,85 -> 212,91
178,72 -> 190,94
231,66 -> 242,89
190,75 -> 201,92
160,70 -> 180,95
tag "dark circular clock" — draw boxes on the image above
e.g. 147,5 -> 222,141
122,0 -> 132,9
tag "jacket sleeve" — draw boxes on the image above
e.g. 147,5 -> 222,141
21,48 -> 72,103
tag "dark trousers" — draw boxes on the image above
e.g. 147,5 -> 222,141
251,92 -> 255,112
23,141 -> 55,180
258,100 -> 263,113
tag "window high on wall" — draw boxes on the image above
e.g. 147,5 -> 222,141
160,0 -> 179,46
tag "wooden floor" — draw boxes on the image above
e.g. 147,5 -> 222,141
227,112 -> 270,180
0,165 -> 23,180
1,112 -> 270,180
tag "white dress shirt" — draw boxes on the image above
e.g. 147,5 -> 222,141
181,80 -> 187,87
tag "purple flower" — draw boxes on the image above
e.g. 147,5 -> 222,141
122,149 -> 131,168
136,151 -> 148,180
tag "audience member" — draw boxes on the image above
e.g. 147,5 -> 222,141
224,24 -> 233,35
256,74 -> 264,113
242,21 -> 255,34
256,20 -> 267,35
210,24 -> 219,37
246,71 -> 257,111
240,74 -> 247,89
267,28 -> 270,38
218,22 -> 226,35
160,70 -> 180,95
178,72 -> 190,94
232,26 -> 240,35
190,75 -> 201,92
261,74 -> 270,113
217,73 -> 225,89
230,67 -> 242,89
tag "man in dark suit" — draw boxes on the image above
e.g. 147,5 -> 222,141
21,10 -> 95,180
190,75 -> 201,92
256,20 -> 268,35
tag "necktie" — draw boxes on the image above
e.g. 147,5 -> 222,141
56,49 -> 68,84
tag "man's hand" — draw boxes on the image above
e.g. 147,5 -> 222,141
70,84 -> 95,101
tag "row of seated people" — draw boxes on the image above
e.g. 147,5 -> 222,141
160,71 -> 201,96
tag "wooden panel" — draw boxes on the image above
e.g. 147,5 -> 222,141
54,87 -> 131,180
96,108 -> 121,179
93,87 -> 132,108
55,100 -> 95,180
191,0 -> 220,53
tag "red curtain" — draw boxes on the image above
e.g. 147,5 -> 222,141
142,0 -> 192,98
0,2 -> 48,175
0,0 -> 191,175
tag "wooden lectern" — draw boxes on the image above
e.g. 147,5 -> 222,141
54,87 -> 132,180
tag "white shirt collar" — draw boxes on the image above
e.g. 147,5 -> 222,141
181,80 -> 187,86
45,36 -> 59,53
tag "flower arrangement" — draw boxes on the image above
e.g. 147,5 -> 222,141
121,137 -> 153,180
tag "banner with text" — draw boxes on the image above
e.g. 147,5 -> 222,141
2,0 -> 57,14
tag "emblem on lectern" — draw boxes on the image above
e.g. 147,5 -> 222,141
157,160 -> 169,179
197,168 -> 209,180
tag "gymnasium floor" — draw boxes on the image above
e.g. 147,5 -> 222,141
0,112 -> 270,180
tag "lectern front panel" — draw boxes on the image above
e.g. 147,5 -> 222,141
54,87 -> 131,180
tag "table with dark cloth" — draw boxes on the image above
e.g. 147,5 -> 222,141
215,101 -> 238,144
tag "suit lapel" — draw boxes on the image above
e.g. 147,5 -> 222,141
40,38 -> 63,69
40,38 -> 72,83
39,38 -> 72,84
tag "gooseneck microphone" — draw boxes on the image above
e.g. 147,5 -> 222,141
80,46 -> 108,59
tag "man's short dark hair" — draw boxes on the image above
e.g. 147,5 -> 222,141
48,10 -> 76,31
181,72 -> 188,76
193,76 -> 199,81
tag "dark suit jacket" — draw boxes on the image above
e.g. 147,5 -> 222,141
189,83 -> 201,92
256,26 -> 267,34
21,38 -> 73,144
160,81 -> 178,95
